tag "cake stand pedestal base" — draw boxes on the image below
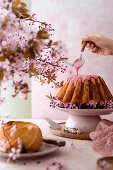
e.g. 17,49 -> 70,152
56,108 -> 113,134
65,115 -> 101,133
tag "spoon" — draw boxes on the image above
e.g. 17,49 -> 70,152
65,41 -> 87,75
72,41 -> 87,66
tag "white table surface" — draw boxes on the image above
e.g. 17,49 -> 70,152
0,119 -> 101,170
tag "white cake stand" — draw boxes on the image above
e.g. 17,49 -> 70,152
57,108 -> 113,133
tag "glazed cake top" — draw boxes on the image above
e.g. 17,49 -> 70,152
68,75 -> 99,87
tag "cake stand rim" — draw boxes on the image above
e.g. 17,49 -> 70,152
56,107 -> 113,116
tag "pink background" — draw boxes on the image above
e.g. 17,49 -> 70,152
31,0 -> 113,120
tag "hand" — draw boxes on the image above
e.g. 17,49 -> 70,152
82,34 -> 113,55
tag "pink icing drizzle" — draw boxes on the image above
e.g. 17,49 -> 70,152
74,60 -> 85,76
67,58 -> 99,89
68,75 -> 99,87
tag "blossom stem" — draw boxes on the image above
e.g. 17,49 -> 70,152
26,18 -> 54,31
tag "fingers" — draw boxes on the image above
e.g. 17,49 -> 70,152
86,42 -> 98,53
91,44 -> 94,48
90,47 -> 98,53
86,42 -> 95,48
81,34 -> 101,45
81,36 -> 93,44
81,34 -> 105,54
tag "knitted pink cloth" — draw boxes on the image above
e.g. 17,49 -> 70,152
90,119 -> 113,156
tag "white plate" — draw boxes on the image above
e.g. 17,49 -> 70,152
57,108 -> 113,116
0,143 -> 59,159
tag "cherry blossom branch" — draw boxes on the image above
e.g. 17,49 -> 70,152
12,6 -> 54,31
26,18 -> 54,31
0,0 -> 67,99
36,58 -> 66,71
31,71 -> 63,87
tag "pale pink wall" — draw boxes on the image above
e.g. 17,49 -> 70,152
31,0 -> 113,120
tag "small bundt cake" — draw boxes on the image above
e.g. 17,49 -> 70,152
0,121 -> 42,153
56,75 -> 113,105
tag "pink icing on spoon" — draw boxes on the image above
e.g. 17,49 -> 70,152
74,59 -> 85,76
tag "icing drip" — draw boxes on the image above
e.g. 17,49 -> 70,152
74,60 -> 85,76
67,58 -> 98,88
68,75 -> 99,87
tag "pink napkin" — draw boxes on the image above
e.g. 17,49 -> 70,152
90,119 -> 113,156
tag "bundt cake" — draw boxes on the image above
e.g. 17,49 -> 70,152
56,75 -> 113,106
0,121 -> 42,153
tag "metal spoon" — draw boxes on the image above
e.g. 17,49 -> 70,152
72,41 -> 86,66
65,41 -> 86,68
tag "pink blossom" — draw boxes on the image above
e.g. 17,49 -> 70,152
0,138 -> 8,152
46,158 -> 67,170
0,120 -> 7,128
17,138 -> 23,150
8,138 -> 23,160
107,100 -> 113,109
68,142 -> 75,149
99,160 -> 112,170
86,100 -> 97,108
0,97 -> 6,105
50,98 -> 113,109
10,125 -> 16,137
9,147 -> 21,160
